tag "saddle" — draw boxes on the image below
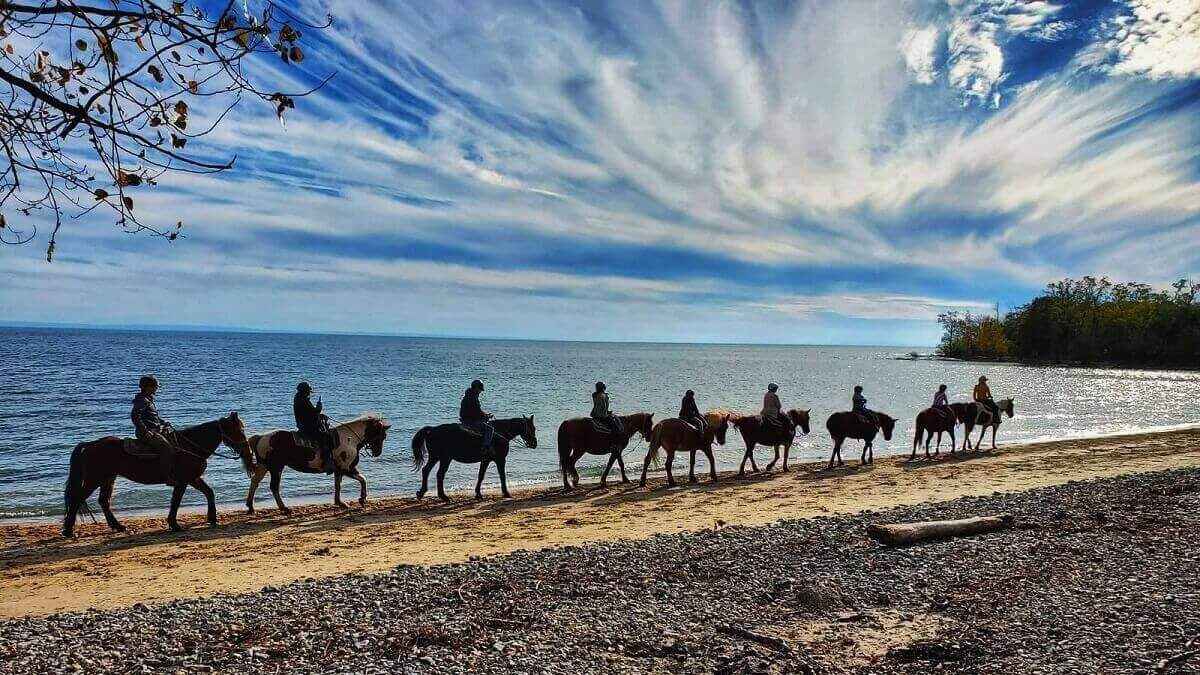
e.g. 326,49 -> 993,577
591,417 -> 623,435
291,429 -> 339,450
122,438 -> 157,456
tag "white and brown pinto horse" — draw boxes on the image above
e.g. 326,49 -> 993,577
961,398 -> 1015,451
245,415 -> 390,513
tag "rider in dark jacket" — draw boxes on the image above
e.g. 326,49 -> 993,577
132,375 -> 177,483
460,380 -> 495,453
294,382 -> 334,472
852,385 -> 876,428
679,390 -> 706,434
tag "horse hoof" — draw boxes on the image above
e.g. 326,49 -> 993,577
61,528 -> 73,538
112,524 -> 127,533
169,524 -> 184,532
474,494 -> 483,501
638,480 -> 647,488
439,496 -> 451,504
335,502 -> 348,509
501,492 -> 512,499
280,508 -> 292,516
208,520 -> 218,528
359,499 -> 367,507
621,478 -> 631,484
782,467 -> 789,473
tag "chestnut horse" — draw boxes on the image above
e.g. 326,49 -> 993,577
732,408 -> 811,475
961,398 -> 1015,451
245,415 -> 391,514
825,410 -> 897,468
556,412 -> 655,490
910,404 -> 966,460
62,413 -> 253,536
638,411 -> 730,488
411,416 -> 537,502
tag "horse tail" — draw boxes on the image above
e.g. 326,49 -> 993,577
646,422 -> 664,469
912,415 -> 924,452
64,442 -> 87,512
240,435 -> 259,476
556,422 -> 571,474
411,427 -> 431,471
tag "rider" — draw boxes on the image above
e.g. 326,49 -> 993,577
294,382 -> 335,473
761,383 -> 784,428
852,385 -> 876,428
591,382 -> 622,449
932,384 -> 951,417
679,389 -> 706,435
131,375 -> 177,484
460,379 -> 495,454
973,376 -> 999,419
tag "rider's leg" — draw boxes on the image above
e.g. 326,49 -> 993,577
481,422 -> 495,456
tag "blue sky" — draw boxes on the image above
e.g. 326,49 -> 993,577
3,0 -> 1199,345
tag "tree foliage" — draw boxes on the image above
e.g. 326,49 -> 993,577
939,277 -> 1200,366
0,0 -> 330,260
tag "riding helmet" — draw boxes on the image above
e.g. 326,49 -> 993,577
139,374 -> 158,390
979,375 -> 988,382
471,379 -> 484,391
596,381 -> 606,392
685,389 -> 694,397
767,383 -> 778,392
297,381 -> 312,393
854,385 -> 863,392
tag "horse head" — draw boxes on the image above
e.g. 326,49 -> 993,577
788,408 -> 811,435
877,413 -> 896,441
704,412 -> 731,445
1000,398 -> 1015,418
220,411 -> 254,457
520,415 -> 538,449
361,417 -> 391,457
949,402 -> 971,423
631,412 -> 655,441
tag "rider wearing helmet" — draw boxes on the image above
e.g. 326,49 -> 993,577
295,381 -> 335,473
460,379 -> 495,454
761,383 -> 784,428
679,389 -> 706,434
852,385 -> 875,427
591,382 -> 623,449
132,375 -> 177,484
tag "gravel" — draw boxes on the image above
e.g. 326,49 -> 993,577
3,469 -> 1199,674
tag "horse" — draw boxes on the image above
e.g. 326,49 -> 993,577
960,398 -> 1015,451
245,415 -> 391,514
411,416 -> 537,502
556,412 -> 655,490
732,408 -> 811,475
910,405 -> 963,460
62,413 -> 253,536
638,411 -> 730,488
825,410 -> 897,468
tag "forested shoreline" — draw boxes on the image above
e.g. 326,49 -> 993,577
938,278 -> 1200,367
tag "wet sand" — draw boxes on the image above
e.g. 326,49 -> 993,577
2,427 -> 1198,618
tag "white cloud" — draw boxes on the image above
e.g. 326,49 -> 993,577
902,26 -> 941,84
1090,0 -> 1200,80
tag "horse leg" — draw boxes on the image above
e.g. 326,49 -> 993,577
569,449 -> 586,489
474,460 -> 491,499
766,444 -> 780,472
704,447 -> 718,482
189,476 -> 217,527
97,478 -> 125,532
269,466 -> 290,514
417,457 -> 435,500
334,473 -> 347,509
600,452 -> 619,488
665,450 -> 677,487
436,459 -> 451,503
166,482 -> 188,532
974,426 -> 986,451
948,428 -> 956,455
616,453 -> 631,483
990,424 -> 998,450
348,470 -> 368,506
738,444 -> 750,477
688,450 -> 698,483
497,455 -> 511,498
749,444 -> 761,473
828,438 -> 840,469
246,463 -> 268,513
962,424 -> 973,451
782,443 -> 792,472
63,478 -> 100,537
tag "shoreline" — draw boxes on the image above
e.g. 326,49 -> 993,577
6,421 -> 1200,526
3,425 -> 1200,618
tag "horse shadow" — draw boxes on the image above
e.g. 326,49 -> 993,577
899,447 -> 999,470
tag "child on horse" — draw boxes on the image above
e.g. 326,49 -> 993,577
132,375 -> 178,483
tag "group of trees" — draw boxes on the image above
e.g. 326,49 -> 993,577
0,1 -> 328,260
938,277 -> 1200,367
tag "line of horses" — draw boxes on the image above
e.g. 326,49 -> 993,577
59,398 -> 1014,538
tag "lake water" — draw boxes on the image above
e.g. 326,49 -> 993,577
3,327 -> 1199,519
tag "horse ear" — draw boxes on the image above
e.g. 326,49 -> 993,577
230,411 -> 239,420
803,408 -> 810,414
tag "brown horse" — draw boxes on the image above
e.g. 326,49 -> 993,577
825,410 -> 896,468
732,408 -> 811,475
638,411 -> 730,488
910,405 -> 964,460
557,412 -> 655,489
961,398 -> 1015,451
246,415 -> 391,513
62,413 -> 253,536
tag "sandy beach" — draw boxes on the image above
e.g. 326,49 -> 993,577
3,427 -> 1199,618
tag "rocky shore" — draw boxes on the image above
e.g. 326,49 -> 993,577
3,468 -> 1199,674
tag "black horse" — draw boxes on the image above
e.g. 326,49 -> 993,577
411,416 -> 537,502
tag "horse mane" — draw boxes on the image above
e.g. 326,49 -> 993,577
337,413 -> 386,427
707,408 -> 744,421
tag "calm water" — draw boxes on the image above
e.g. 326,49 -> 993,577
3,327 -> 1199,519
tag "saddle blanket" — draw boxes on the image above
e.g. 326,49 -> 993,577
591,418 -> 623,434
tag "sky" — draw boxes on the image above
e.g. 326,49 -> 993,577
2,0 -> 1199,345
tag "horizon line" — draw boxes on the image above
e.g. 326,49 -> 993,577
0,320 -> 936,349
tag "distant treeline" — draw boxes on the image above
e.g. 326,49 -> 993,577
938,277 -> 1200,367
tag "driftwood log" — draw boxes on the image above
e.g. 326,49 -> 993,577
867,514 -> 1015,546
